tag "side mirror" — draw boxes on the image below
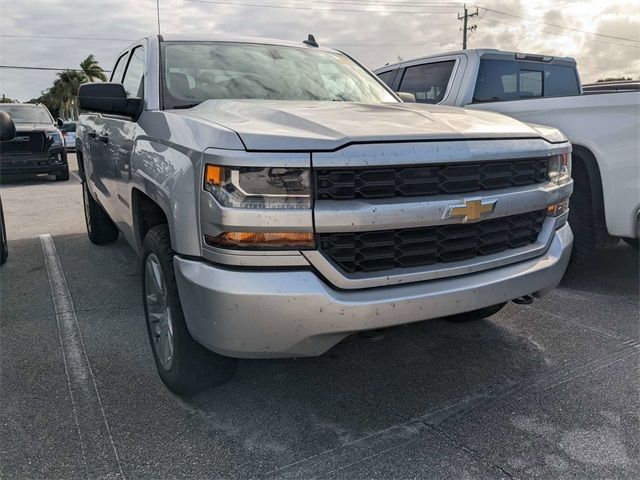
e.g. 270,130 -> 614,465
77,82 -> 143,120
0,110 -> 16,142
397,92 -> 417,103
57,118 -> 64,128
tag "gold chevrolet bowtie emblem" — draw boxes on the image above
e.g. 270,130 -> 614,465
445,198 -> 497,222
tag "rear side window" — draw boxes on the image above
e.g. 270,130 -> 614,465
122,46 -> 145,98
398,61 -> 455,104
377,70 -> 396,87
473,59 -> 579,103
110,53 -> 129,83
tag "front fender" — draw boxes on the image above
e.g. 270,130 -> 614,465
130,139 -> 203,256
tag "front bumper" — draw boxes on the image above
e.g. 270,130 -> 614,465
0,149 -> 67,175
174,223 -> 573,359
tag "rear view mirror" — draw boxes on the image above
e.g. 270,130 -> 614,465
77,82 -> 143,120
57,118 -> 64,128
397,92 -> 417,103
0,110 -> 16,142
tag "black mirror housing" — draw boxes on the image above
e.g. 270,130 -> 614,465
0,110 -> 16,142
397,92 -> 417,103
77,82 -> 143,121
57,118 -> 64,128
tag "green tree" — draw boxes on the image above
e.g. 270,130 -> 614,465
0,95 -> 17,103
79,54 -> 107,82
33,54 -> 107,119
596,77 -> 632,82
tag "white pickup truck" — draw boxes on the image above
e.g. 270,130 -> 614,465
375,49 -> 640,260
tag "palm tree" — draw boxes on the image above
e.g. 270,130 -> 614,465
79,54 -> 107,82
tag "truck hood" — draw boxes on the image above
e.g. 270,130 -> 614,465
175,100 -> 552,151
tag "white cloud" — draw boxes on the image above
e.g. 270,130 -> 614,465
0,0 -> 638,101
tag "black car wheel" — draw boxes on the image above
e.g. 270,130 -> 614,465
142,225 -> 236,395
0,199 -> 7,265
55,165 -> 70,181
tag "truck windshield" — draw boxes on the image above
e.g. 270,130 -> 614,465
473,59 -> 580,103
161,41 -> 397,109
0,105 -> 53,124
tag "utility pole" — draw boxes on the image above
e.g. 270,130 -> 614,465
458,4 -> 479,49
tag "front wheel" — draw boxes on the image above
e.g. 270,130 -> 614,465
55,165 -> 70,181
142,225 -> 236,395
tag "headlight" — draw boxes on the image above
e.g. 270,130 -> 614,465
46,130 -> 64,147
548,152 -> 571,185
204,165 -> 310,209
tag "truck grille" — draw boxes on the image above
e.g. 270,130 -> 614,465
315,158 -> 548,200
0,133 -> 46,155
319,210 -> 546,274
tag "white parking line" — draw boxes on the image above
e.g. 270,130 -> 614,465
39,233 -> 125,479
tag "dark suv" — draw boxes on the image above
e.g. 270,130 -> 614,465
0,104 -> 69,181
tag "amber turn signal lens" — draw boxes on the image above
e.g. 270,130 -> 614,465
205,165 -> 223,186
547,198 -> 570,217
205,231 -> 315,249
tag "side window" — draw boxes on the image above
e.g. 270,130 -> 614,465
398,61 -> 455,104
110,53 -> 129,83
377,70 -> 396,87
122,46 -> 145,98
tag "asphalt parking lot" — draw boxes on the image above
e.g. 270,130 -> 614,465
1,153 -> 639,479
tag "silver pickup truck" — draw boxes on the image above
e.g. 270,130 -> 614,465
76,35 -> 573,394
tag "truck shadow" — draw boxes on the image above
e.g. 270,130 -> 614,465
562,242 -> 639,297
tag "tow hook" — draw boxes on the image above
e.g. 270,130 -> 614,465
512,294 -> 534,305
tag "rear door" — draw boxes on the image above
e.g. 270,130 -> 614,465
101,44 -> 145,232
87,51 -> 129,209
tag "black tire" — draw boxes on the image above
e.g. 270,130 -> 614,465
55,165 -> 70,181
442,302 -> 506,323
568,168 -> 597,266
142,224 -> 236,395
82,181 -> 119,245
0,200 -> 7,265
622,237 -> 639,250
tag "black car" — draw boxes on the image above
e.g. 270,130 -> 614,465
0,103 -> 69,181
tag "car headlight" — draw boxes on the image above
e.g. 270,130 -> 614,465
46,130 -> 64,147
204,165 -> 310,209
548,152 -> 571,185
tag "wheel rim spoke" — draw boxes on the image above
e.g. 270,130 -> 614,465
144,253 -> 174,371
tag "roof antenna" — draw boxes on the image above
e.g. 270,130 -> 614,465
303,34 -> 319,47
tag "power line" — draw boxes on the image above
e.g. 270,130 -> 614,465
473,4 -> 640,43
478,16 -> 640,49
0,34 -> 132,42
182,0 -> 457,14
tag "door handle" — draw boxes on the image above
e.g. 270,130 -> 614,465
88,131 -> 108,143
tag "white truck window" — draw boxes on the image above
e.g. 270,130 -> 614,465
473,59 -> 579,103
398,61 -> 455,104
122,46 -> 145,99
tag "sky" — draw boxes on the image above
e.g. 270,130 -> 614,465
0,0 -> 638,102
